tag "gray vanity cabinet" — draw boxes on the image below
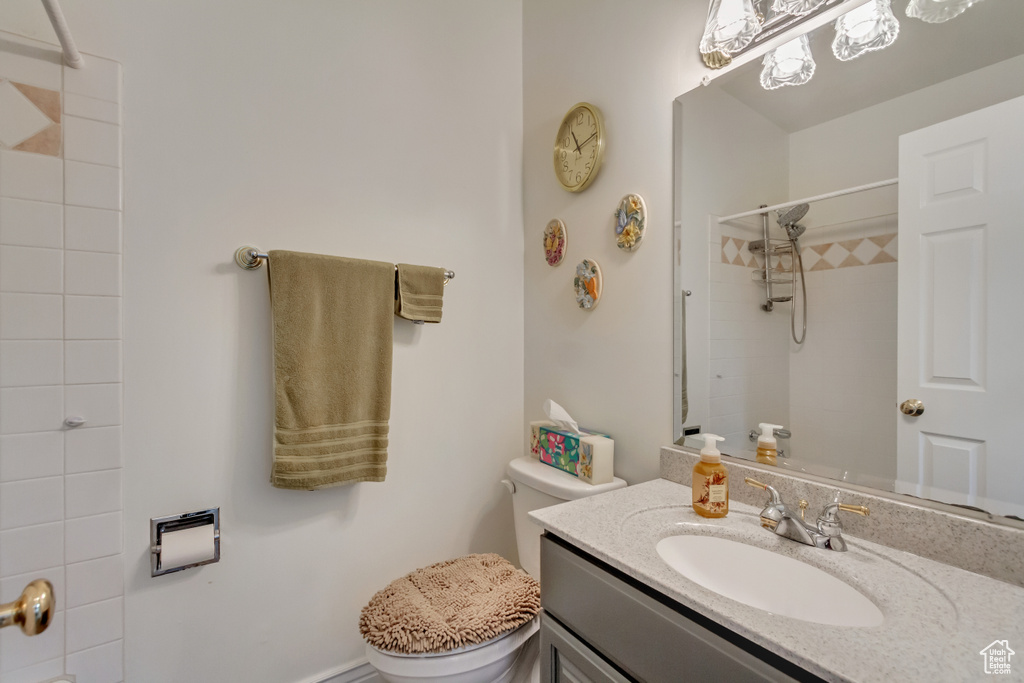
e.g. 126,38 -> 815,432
540,534 -> 822,683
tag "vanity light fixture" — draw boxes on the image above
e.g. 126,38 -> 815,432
905,0 -> 985,23
699,0 -> 763,56
760,34 -> 817,89
832,0 -> 900,61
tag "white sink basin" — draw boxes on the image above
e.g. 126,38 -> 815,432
656,535 -> 884,628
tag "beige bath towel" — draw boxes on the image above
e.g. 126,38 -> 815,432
267,250 -> 395,490
394,263 -> 445,323
359,553 -> 541,654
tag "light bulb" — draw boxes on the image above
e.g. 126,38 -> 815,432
760,34 -> 816,90
905,0 -> 985,23
699,0 -> 762,55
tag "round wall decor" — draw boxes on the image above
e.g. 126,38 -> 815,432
544,219 -> 567,266
574,259 -> 603,310
614,193 -> 647,252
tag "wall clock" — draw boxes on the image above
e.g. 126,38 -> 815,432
553,102 -> 605,192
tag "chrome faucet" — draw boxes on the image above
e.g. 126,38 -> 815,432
744,478 -> 869,552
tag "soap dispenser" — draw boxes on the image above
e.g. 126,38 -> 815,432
756,423 -> 783,466
692,434 -> 728,518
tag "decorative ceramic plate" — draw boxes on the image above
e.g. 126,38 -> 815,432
574,259 -> 603,310
614,193 -> 647,252
544,219 -> 567,266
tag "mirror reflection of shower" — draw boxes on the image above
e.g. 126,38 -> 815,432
748,203 -> 809,345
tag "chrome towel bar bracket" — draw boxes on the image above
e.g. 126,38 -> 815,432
234,246 -> 454,284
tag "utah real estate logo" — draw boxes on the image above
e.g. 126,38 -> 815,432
980,640 -> 1014,675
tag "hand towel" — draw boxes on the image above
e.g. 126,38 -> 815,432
394,263 -> 445,323
267,250 -> 394,489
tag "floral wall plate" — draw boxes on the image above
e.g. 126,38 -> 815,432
544,219 -> 567,266
614,193 -> 647,252
574,258 -> 603,310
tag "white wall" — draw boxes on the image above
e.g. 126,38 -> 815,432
523,0 -> 709,485
1,2 -> 524,682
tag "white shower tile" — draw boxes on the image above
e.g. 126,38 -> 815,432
0,198 -> 62,248
66,639 -> 122,683
65,384 -> 121,428
66,596 -> 122,653
66,295 -> 121,339
0,386 -> 63,434
65,426 -> 122,474
0,658 -> 65,683
0,565 -> 64,610
0,340 -> 62,387
64,57 -> 121,103
0,521 -> 62,576
66,555 -> 122,608
64,512 -> 121,564
0,245 -> 62,293
64,92 -> 120,124
65,470 -> 122,519
0,431 -> 63,482
65,341 -> 122,385
0,35 -> 63,90
0,293 -> 62,339
0,150 -> 62,203
63,116 -> 120,167
0,477 -> 62,529
65,206 -> 121,253
65,161 -> 121,211
0,611 -> 64,675
65,251 -> 121,296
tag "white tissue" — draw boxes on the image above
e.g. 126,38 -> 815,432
543,399 -> 581,435
160,525 -> 216,569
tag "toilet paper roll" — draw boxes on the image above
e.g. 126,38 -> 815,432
160,524 -> 216,569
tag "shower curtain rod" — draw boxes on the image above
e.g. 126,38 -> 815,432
40,0 -> 83,69
717,177 -> 898,223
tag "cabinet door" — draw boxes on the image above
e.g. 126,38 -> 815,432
541,613 -> 632,683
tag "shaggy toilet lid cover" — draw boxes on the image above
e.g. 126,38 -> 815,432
359,553 -> 541,655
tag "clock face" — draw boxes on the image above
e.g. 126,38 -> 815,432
554,103 -> 604,192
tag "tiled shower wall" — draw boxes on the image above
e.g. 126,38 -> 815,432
710,217 -> 897,482
0,32 -> 124,683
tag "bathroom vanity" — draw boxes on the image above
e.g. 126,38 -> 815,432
532,476 -> 1024,682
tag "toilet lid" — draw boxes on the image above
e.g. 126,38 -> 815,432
359,553 -> 541,655
368,616 -> 533,658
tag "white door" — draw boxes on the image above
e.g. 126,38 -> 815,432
896,95 -> 1024,518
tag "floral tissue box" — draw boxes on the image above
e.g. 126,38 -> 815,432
531,422 -> 614,485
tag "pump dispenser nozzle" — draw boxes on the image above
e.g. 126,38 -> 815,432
700,434 -> 725,463
757,423 -> 783,448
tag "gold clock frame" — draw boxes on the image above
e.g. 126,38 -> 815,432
553,102 -> 605,193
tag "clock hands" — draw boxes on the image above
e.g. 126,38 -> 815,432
570,130 -> 582,155
577,132 -> 597,149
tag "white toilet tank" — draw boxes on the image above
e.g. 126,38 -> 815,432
505,457 -> 627,579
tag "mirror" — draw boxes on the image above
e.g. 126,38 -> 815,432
674,0 -> 1024,520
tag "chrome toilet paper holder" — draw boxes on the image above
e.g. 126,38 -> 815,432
150,507 -> 220,577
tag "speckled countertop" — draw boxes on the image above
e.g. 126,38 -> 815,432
531,479 -> 1024,683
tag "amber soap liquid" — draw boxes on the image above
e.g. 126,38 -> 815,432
692,460 -> 729,518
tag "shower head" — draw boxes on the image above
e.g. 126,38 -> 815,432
777,203 -> 809,241
776,203 -> 809,228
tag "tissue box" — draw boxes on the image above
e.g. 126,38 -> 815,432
538,425 -> 614,485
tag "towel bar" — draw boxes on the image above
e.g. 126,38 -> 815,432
234,246 -> 454,284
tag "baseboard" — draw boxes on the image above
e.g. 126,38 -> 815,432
299,659 -> 381,683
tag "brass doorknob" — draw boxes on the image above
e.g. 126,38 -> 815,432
900,399 -> 925,416
0,579 -> 54,636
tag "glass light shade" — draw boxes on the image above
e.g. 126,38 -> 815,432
760,34 -> 816,90
699,0 -> 762,55
772,0 -> 828,17
905,0 -> 985,23
832,0 -> 900,61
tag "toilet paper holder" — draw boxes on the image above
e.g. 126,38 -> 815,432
150,507 -> 220,577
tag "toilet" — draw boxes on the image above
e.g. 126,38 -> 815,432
364,456 -> 627,683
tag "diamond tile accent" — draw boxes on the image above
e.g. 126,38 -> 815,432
0,81 -> 52,148
720,233 -> 898,271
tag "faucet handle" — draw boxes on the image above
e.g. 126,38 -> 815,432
837,503 -> 870,517
744,477 -> 783,505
